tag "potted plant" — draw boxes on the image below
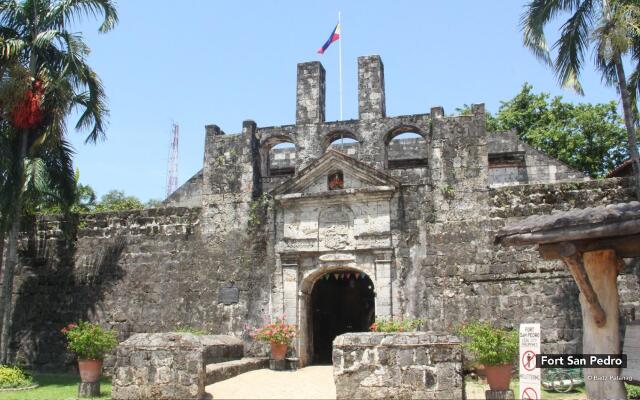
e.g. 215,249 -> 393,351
252,316 -> 296,360
61,322 -> 118,383
458,322 -> 518,391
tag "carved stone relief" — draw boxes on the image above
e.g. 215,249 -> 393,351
319,205 -> 354,250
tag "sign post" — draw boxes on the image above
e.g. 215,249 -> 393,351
519,323 -> 541,400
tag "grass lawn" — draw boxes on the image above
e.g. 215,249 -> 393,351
0,373 -> 111,400
465,376 -> 587,400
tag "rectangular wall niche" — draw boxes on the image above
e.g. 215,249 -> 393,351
489,152 -> 528,186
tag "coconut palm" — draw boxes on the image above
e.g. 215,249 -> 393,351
0,0 -> 117,363
522,0 -> 640,199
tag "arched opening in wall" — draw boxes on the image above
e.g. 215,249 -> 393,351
385,130 -> 428,169
325,131 -> 360,158
261,137 -> 296,177
309,270 -> 375,364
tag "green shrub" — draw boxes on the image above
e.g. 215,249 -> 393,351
457,321 -> 518,366
0,365 -> 33,388
61,322 -> 118,360
627,383 -> 640,399
369,317 -> 424,332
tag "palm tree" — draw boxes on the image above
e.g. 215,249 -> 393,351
0,0 -> 117,363
522,0 -> 640,199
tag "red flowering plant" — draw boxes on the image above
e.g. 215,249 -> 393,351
61,322 -> 118,360
251,316 -> 297,345
0,66 -> 45,130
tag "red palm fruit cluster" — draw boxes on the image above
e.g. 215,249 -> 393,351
11,80 -> 44,129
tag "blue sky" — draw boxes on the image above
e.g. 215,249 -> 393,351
68,1 -> 621,202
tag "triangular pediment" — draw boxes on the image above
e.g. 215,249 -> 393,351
271,149 -> 399,196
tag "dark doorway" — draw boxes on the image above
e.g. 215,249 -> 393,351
311,271 -> 375,364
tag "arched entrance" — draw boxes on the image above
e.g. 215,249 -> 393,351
309,270 -> 375,364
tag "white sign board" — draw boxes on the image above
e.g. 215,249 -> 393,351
519,323 -> 541,400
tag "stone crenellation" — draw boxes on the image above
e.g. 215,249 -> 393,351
8,55 -> 639,371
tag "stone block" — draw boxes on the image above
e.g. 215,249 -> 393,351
333,332 -> 462,399
112,333 -> 238,400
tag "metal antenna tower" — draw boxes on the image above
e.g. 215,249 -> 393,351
166,122 -> 179,197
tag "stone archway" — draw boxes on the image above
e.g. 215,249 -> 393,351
297,265 -> 375,366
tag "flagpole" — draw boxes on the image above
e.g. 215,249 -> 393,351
338,11 -> 343,122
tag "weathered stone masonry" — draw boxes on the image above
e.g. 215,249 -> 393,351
10,55 -> 638,370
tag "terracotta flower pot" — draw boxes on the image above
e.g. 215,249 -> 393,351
270,342 -> 288,360
78,359 -> 102,383
485,364 -> 512,390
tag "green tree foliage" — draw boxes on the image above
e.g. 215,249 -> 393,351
94,190 -> 144,212
28,169 -> 96,215
492,84 -> 628,178
457,84 -> 628,178
145,198 -> 163,208
521,0 -> 640,197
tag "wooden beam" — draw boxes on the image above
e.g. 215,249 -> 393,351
498,219 -> 640,247
538,234 -> 640,260
558,244 -> 606,328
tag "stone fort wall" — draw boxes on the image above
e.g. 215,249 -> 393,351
9,55 -> 638,370
10,179 -> 637,370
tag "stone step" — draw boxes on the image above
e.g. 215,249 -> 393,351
205,357 -> 269,385
200,335 -> 244,365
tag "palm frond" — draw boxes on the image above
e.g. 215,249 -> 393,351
521,0 -> 581,65
38,134 -> 76,211
0,124 -> 24,221
47,0 -> 118,33
0,37 -> 26,58
0,0 -> 26,33
553,0 -> 595,95
628,35 -> 640,109
69,62 -> 108,143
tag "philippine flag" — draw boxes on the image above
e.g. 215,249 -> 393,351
317,23 -> 341,54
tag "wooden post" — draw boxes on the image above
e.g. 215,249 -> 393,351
485,389 -> 514,400
580,250 -> 626,399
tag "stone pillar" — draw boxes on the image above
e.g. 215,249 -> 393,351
358,55 -> 386,120
281,257 -> 298,325
203,124 -> 224,172
296,62 -> 325,124
430,106 -> 445,119
374,251 -> 393,319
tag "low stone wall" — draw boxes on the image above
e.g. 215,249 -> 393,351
333,332 -> 463,400
112,333 -> 244,400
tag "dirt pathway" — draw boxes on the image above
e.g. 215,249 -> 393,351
205,365 -> 336,399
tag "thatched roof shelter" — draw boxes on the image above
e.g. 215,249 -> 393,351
495,201 -> 640,399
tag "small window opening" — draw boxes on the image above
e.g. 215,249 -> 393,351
488,152 -> 526,168
328,171 -> 344,190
